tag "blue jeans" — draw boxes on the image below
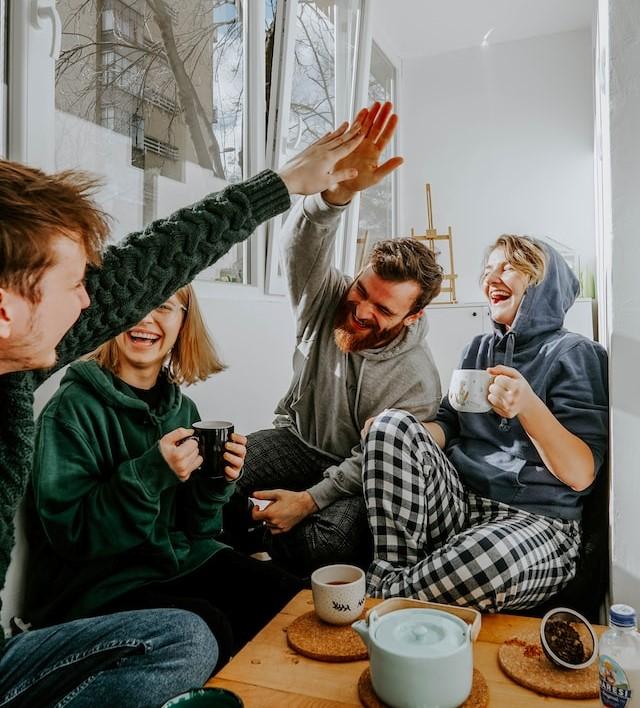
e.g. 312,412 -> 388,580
0,608 -> 217,708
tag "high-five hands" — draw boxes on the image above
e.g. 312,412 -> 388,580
322,101 -> 404,205
486,366 -> 538,419
278,121 -> 364,196
250,489 -> 318,534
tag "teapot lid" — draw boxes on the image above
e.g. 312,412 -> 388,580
371,608 -> 468,658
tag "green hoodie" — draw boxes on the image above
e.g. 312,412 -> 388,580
24,360 -> 233,627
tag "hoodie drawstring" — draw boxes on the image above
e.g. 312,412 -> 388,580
498,332 -> 516,433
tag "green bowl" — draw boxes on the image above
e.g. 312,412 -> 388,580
161,687 -> 244,707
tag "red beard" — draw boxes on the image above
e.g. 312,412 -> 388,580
332,291 -> 402,353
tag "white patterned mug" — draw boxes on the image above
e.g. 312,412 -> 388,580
448,369 -> 493,413
311,564 -> 366,625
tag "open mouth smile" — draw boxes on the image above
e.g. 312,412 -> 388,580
489,289 -> 511,305
127,329 -> 161,347
350,312 -> 373,331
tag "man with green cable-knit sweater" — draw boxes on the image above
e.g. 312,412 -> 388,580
0,116 -> 365,707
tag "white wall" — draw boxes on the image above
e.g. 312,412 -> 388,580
605,0 -> 640,609
399,30 -> 594,303
183,291 -> 295,433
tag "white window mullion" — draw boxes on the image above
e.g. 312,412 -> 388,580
265,0 -> 298,295
243,0 -> 267,287
340,0 -> 372,275
8,0 -> 61,168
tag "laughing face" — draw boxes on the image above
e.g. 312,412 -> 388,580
333,266 -> 423,353
115,295 -> 186,379
482,247 -> 530,328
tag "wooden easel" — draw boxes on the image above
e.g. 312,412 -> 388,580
410,184 -> 458,303
355,230 -> 370,272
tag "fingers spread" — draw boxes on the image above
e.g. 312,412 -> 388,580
318,121 -> 349,145
362,101 -> 381,135
333,131 -> 365,160
370,101 -> 393,143
376,113 -> 399,150
374,156 -> 404,182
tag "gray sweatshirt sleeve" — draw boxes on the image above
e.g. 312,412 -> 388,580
280,194 -> 349,332
307,447 -> 365,508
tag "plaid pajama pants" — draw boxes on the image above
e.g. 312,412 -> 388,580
363,410 -> 581,612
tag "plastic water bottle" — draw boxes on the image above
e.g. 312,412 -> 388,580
599,604 -> 640,707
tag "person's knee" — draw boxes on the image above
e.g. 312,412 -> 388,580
164,610 -> 218,682
366,409 -> 422,443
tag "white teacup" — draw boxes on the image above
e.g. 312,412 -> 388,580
311,564 -> 366,625
448,369 -> 493,413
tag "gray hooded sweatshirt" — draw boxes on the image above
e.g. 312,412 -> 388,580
274,194 -> 442,509
436,242 -> 608,521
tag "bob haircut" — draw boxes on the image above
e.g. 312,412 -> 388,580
88,283 -> 225,385
482,234 -> 547,286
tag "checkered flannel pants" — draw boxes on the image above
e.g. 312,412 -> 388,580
363,410 -> 581,612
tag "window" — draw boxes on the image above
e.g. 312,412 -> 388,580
281,0 -> 361,162
55,0 -> 247,283
266,0 -> 367,293
211,0 -> 244,184
13,0 -> 383,292
355,41 -> 397,269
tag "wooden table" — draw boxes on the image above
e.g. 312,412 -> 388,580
207,590 -> 602,707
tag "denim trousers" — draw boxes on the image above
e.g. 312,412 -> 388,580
0,608 -> 217,708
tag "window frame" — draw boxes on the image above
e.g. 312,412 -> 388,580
7,0 -> 382,297
265,0 -> 374,294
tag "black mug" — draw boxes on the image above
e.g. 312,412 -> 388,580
192,420 -> 234,479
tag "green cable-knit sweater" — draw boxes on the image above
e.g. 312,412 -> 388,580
0,170 -> 290,650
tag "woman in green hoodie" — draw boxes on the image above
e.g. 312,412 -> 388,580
25,283 -> 301,669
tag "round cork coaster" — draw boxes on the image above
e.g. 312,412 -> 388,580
286,611 -> 368,662
357,667 -> 489,708
498,631 -> 599,699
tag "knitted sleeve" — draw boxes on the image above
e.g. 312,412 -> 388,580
37,170 -> 290,379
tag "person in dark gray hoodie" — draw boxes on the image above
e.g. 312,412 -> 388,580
362,235 -> 608,612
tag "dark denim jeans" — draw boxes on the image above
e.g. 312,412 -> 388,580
0,608 -> 216,708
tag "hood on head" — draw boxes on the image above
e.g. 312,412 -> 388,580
494,239 -> 579,340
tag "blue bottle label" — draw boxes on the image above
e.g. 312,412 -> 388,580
600,655 -> 632,707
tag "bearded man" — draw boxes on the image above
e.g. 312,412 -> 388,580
225,103 -> 443,575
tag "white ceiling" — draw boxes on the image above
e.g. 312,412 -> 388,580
371,0 -> 594,59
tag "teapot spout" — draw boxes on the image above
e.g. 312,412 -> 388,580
351,619 -> 369,648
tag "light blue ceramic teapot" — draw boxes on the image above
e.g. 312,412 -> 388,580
352,607 -> 473,708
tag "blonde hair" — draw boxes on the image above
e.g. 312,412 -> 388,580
88,284 -> 225,385
483,235 -> 546,285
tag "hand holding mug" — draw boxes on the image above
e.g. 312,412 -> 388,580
486,365 -> 537,419
160,427 -> 203,482
222,432 -> 247,481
